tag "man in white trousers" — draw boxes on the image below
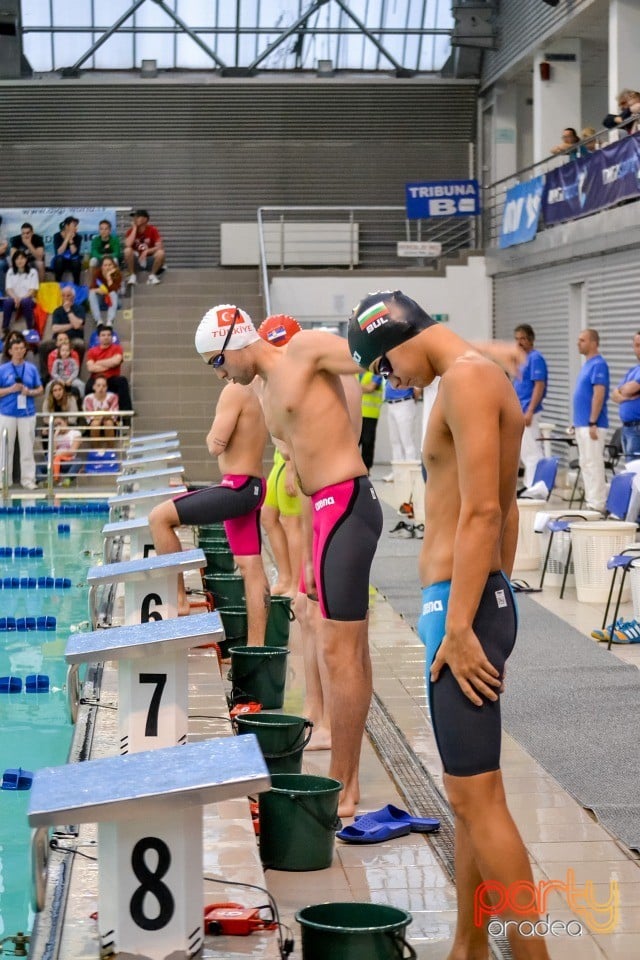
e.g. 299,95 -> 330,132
513,324 -> 548,487
382,378 -> 421,482
573,329 -> 609,512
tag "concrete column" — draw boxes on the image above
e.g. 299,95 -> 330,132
494,83 -> 518,182
533,39 -> 581,164
609,0 -> 640,132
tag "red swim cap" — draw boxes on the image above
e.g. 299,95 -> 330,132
258,314 -> 301,347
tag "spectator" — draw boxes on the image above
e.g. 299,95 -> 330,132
37,417 -> 82,486
573,329 -> 609,512
41,380 -> 79,454
88,255 -> 122,326
513,324 -> 548,487
0,216 -> 9,296
0,331 -> 43,490
611,331 -> 640,462
48,286 -> 86,362
89,219 -> 122,283
627,92 -> 640,135
45,331 -> 82,388
357,370 -> 383,474
124,209 -> 165,286
382,379 -> 421,483
603,89 -> 634,132
83,374 -> 119,445
2,251 -> 39,336
52,216 -> 83,284
85,324 -> 132,413
10,223 -> 45,282
549,127 -> 587,160
47,337 -> 84,400
580,126 -> 601,152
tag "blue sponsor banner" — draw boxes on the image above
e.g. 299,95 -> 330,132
542,132 -> 640,226
499,176 -> 545,248
405,179 -> 481,219
0,207 -> 117,263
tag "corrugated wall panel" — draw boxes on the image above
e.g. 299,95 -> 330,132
0,80 -> 477,267
482,0 -> 597,89
494,248 -> 640,439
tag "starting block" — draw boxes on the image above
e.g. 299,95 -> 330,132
128,431 -> 179,448
109,486 -> 186,522
121,451 -> 183,473
116,465 -> 186,492
86,549 -> 205,626
66,611 -> 223,750
102,517 -> 155,564
29,736 -> 270,960
127,440 -> 180,458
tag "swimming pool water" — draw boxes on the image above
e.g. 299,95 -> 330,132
0,501 -> 107,939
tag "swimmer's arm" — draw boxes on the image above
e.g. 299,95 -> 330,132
501,498 -> 519,579
291,330 -> 360,375
205,387 -> 240,458
472,341 -> 526,379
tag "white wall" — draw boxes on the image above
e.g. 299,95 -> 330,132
269,255 -> 492,342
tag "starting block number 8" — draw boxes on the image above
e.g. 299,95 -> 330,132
130,836 -> 175,931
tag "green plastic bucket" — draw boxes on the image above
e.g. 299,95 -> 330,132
218,605 -> 248,645
204,549 -> 236,575
204,572 -> 246,606
198,522 -> 227,539
295,902 -> 415,959
234,713 -> 313,774
265,595 -> 295,648
228,645 -> 289,709
259,774 -> 342,871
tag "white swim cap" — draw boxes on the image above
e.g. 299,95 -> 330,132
195,304 -> 261,363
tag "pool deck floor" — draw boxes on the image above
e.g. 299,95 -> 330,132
25,473 -> 640,960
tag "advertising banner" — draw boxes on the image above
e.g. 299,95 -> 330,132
0,207 -> 117,263
405,180 -> 481,219
499,176 -> 545,248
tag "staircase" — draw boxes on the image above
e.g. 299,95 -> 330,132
129,268 -> 264,481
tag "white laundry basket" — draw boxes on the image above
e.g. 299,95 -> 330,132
391,460 -> 421,509
536,510 -> 601,587
514,499 -> 548,571
570,521 -> 638,603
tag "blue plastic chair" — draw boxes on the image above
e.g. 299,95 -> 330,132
531,457 -> 559,500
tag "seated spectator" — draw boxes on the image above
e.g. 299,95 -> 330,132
85,324 -> 132,413
124,209 -> 165,286
0,215 -> 9,296
51,286 -> 86,356
83,373 -> 119,445
88,256 -> 122,326
44,331 -> 82,387
10,223 -> 45,282
40,379 -> 79,453
47,338 -> 84,400
52,217 -> 83,285
89,219 -> 122,284
2,251 -> 39,336
37,417 -> 82,486
550,127 -> 587,159
580,126 -> 601,152
603,89 -> 634,132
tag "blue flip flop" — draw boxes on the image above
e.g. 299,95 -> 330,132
336,813 -> 411,844
355,804 -> 440,834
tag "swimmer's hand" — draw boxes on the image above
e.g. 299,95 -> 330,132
284,460 -> 298,498
430,628 -> 502,707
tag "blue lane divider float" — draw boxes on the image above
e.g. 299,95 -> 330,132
0,577 -> 71,590
0,547 -> 44,558
57,524 -> 71,535
0,677 -> 22,693
0,506 -> 24,516
0,675 -> 50,694
0,617 -> 56,632
1,768 -> 34,791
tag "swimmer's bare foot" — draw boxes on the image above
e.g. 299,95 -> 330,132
337,792 -> 360,820
306,725 -> 332,751
271,581 -> 292,596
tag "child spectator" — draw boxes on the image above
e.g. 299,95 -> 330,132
52,217 -> 83,284
580,126 -> 601,152
83,374 -> 119,445
41,380 -> 79,454
3,251 -> 39,335
37,416 -> 82,485
124,209 -> 165,286
89,220 -> 122,283
10,223 -> 45,282
89,256 -> 122,326
48,338 -> 84,400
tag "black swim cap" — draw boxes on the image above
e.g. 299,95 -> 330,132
347,290 -> 436,370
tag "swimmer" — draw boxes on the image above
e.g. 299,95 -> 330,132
196,305 -> 382,818
257,315 -> 304,598
149,306 -> 271,644
348,291 -> 550,960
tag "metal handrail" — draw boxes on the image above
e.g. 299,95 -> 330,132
0,428 -> 8,502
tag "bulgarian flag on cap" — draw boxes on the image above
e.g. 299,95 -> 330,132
357,301 -> 388,330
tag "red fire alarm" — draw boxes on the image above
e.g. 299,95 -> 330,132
539,61 -> 551,81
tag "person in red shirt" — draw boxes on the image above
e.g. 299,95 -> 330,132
85,325 -> 132,414
124,209 -> 165,286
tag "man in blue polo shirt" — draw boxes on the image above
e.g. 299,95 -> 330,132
513,324 -> 548,486
573,329 -> 609,511
612,331 -> 640,462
